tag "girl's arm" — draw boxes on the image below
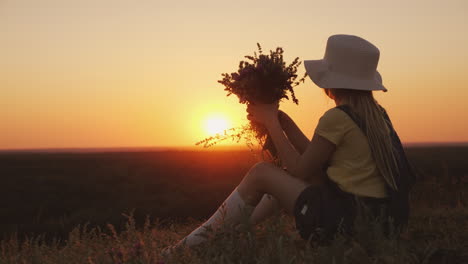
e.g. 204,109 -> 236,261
248,104 -> 335,183
278,110 -> 310,154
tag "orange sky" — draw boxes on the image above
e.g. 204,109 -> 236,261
1,0 -> 467,150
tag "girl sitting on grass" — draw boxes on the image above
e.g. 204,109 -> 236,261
163,34 -> 414,255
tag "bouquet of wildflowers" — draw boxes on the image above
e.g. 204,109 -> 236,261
197,44 -> 306,153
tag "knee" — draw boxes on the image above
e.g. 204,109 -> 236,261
246,162 -> 274,183
249,161 -> 273,173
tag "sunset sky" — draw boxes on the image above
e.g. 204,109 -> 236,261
1,0 -> 467,150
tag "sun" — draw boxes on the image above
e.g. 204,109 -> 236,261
205,115 -> 230,135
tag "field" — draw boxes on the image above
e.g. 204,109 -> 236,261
0,146 -> 467,263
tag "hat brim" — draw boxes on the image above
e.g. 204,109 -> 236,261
304,60 -> 387,92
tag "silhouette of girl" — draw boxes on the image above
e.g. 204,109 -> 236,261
163,34 -> 413,255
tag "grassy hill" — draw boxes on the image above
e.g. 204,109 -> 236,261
0,146 -> 467,263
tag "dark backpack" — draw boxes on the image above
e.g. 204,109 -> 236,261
336,105 -> 416,230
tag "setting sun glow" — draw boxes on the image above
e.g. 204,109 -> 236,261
1,0 -> 468,150
205,115 -> 230,135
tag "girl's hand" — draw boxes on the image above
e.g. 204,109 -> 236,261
246,102 -> 279,126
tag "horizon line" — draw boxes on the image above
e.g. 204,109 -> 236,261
1,142 -> 468,153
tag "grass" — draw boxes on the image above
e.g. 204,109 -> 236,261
0,147 -> 467,263
1,205 -> 467,264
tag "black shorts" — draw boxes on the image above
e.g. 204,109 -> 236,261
293,180 -> 356,242
294,180 -> 390,243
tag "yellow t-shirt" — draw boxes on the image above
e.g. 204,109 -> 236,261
315,107 -> 387,198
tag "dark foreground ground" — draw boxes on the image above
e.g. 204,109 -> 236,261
0,146 -> 467,263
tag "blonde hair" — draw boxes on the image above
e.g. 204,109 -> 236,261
325,88 -> 398,190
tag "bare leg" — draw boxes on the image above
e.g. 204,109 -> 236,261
250,194 -> 280,225
163,162 -> 310,256
237,162 -> 310,215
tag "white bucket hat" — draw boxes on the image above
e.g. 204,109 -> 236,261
304,34 -> 387,92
